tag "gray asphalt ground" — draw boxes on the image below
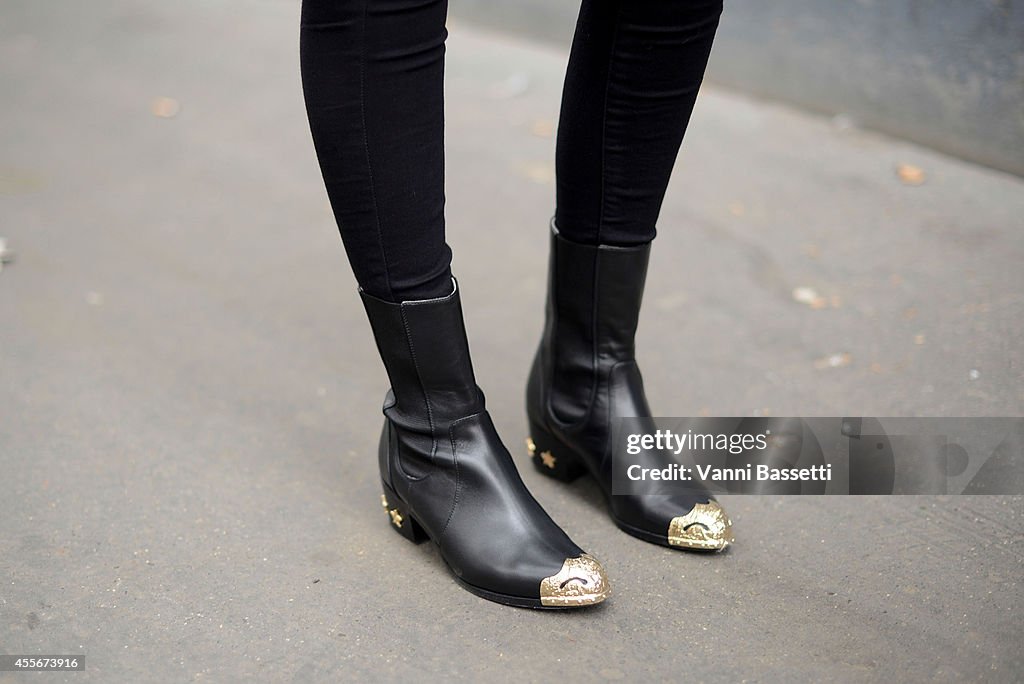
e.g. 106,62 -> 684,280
2,1 -> 1023,681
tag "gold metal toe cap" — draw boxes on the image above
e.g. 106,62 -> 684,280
539,554 -> 611,607
667,502 -> 734,551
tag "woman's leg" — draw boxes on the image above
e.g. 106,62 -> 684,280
526,0 -> 734,552
300,0 -> 451,302
555,0 -> 724,246
299,0 -> 611,608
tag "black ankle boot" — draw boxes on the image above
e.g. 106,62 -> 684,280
526,223 -> 734,551
362,279 -> 610,608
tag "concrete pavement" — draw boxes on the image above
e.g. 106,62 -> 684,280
1,1 -> 1022,681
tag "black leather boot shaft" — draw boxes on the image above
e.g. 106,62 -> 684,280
362,281 -> 484,480
539,225 -> 650,425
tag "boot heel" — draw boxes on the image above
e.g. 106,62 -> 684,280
380,482 -> 429,544
526,419 -> 588,483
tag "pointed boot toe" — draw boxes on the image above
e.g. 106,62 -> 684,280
668,501 -> 734,551
539,554 -> 611,607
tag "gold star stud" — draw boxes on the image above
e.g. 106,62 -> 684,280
388,509 -> 404,528
525,437 -> 536,455
539,450 -> 557,469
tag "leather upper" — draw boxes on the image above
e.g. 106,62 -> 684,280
527,225 -> 716,535
362,281 -> 583,599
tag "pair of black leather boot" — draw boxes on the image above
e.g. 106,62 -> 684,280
361,222 -> 733,609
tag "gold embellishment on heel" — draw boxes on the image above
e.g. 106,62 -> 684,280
539,450 -> 557,469
526,437 -> 536,455
667,502 -> 734,550
539,554 -> 610,607
382,493 -> 404,528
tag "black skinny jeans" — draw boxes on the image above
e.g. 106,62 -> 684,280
300,0 -> 723,302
